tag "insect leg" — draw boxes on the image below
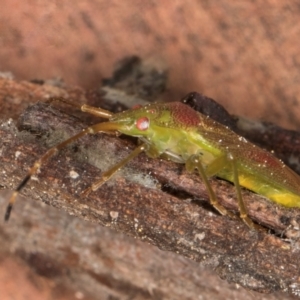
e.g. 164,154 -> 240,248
186,154 -> 232,216
82,143 -> 147,196
4,121 -> 121,221
228,154 -> 260,230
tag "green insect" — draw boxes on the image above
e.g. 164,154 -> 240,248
5,99 -> 300,229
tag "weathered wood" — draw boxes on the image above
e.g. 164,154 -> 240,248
2,78 -> 300,299
1,86 -> 300,298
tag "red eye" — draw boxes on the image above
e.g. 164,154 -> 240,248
136,117 -> 150,131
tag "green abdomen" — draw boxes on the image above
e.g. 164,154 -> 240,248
218,168 -> 300,208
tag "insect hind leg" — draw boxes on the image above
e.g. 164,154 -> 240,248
186,154 -> 261,230
228,154 -> 260,230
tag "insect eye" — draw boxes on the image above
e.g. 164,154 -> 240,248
136,117 -> 150,131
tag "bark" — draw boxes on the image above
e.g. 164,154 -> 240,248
1,78 -> 300,299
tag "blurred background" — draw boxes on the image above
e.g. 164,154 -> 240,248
1,1 -> 300,129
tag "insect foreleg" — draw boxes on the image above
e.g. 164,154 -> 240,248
186,154 -> 232,217
4,121 -> 121,221
82,143 -> 147,196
